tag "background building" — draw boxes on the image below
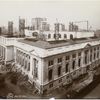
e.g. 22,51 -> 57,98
40,21 -> 50,31
8,21 -> 13,36
19,17 -> 25,37
69,22 -> 78,32
31,17 -> 50,31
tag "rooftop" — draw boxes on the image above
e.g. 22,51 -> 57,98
18,37 -> 100,49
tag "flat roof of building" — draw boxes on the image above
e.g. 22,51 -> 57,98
18,37 -> 100,49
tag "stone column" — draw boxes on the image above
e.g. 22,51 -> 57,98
53,57 -> 57,79
81,50 -> 85,74
88,49 -> 90,64
62,55 -> 66,75
76,52 -> 79,69
69,54 -> 73,72
92,48 -> 94,62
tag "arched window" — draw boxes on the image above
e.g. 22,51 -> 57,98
59,34 -> 61,38
64,34 -> 67,38
70,34 -> 73,39
48,34 -> 51,39
32,32 -> 38,37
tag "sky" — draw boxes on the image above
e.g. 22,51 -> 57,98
0,0 -> 100,30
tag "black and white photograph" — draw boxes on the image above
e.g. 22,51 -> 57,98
0,0 -> 100,99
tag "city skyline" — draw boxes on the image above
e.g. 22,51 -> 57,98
0,0 -> 100,30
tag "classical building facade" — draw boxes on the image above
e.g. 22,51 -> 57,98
24,29 -> 94,41
0,33 -> 100,94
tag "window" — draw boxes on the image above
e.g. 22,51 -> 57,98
25,60 -> 27,69
94,48 -> 96,51
64,34 -> 67,38
90,54 -> 92,62
97,51 -> 99,58
59,34 -> 61,38
78,52 -> 81,56
66,63 -> 69,73
48,34 -> 51,39
58,66 -> 61,76
48,60 -> 54,66
34,58 -> 38,79
49,83 -> 53,88
48,69 -> 53,81
58,58 -> 62,63
70,34 -> 73,39
27,63 -> 30,71
54,34 -> 56,38
72,54 -> 76,58
72,60 -> 75,70
78,59 -> 81,67
59,79 -> 62,83
66,55 -> 70,60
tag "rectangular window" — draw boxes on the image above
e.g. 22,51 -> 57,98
72,54 -> 76,58
72,60 -> 75,70
27,63 -> 30,71
58,66 -> 61,76
66,56 -> 70,60
66,63 -> 69,73
94,48 -> 96,50
97,52 -> 99,58
58,58 -> 62,63
78,52 -> 81,56
48,69 -> 53,81
78,59 -> 81,67
25,60 -> 27,69
48,60 -> 54,66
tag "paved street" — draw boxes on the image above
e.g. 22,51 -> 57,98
84,83 -> 100,99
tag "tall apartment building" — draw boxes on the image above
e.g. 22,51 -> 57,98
54,23 -> 66,32
31,17 -> 50,31
8,21 -> 13,36
1,26 -> 7,35
69,22 -> 78,32
19,17 -> 25,37
41,21 -> 50,31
